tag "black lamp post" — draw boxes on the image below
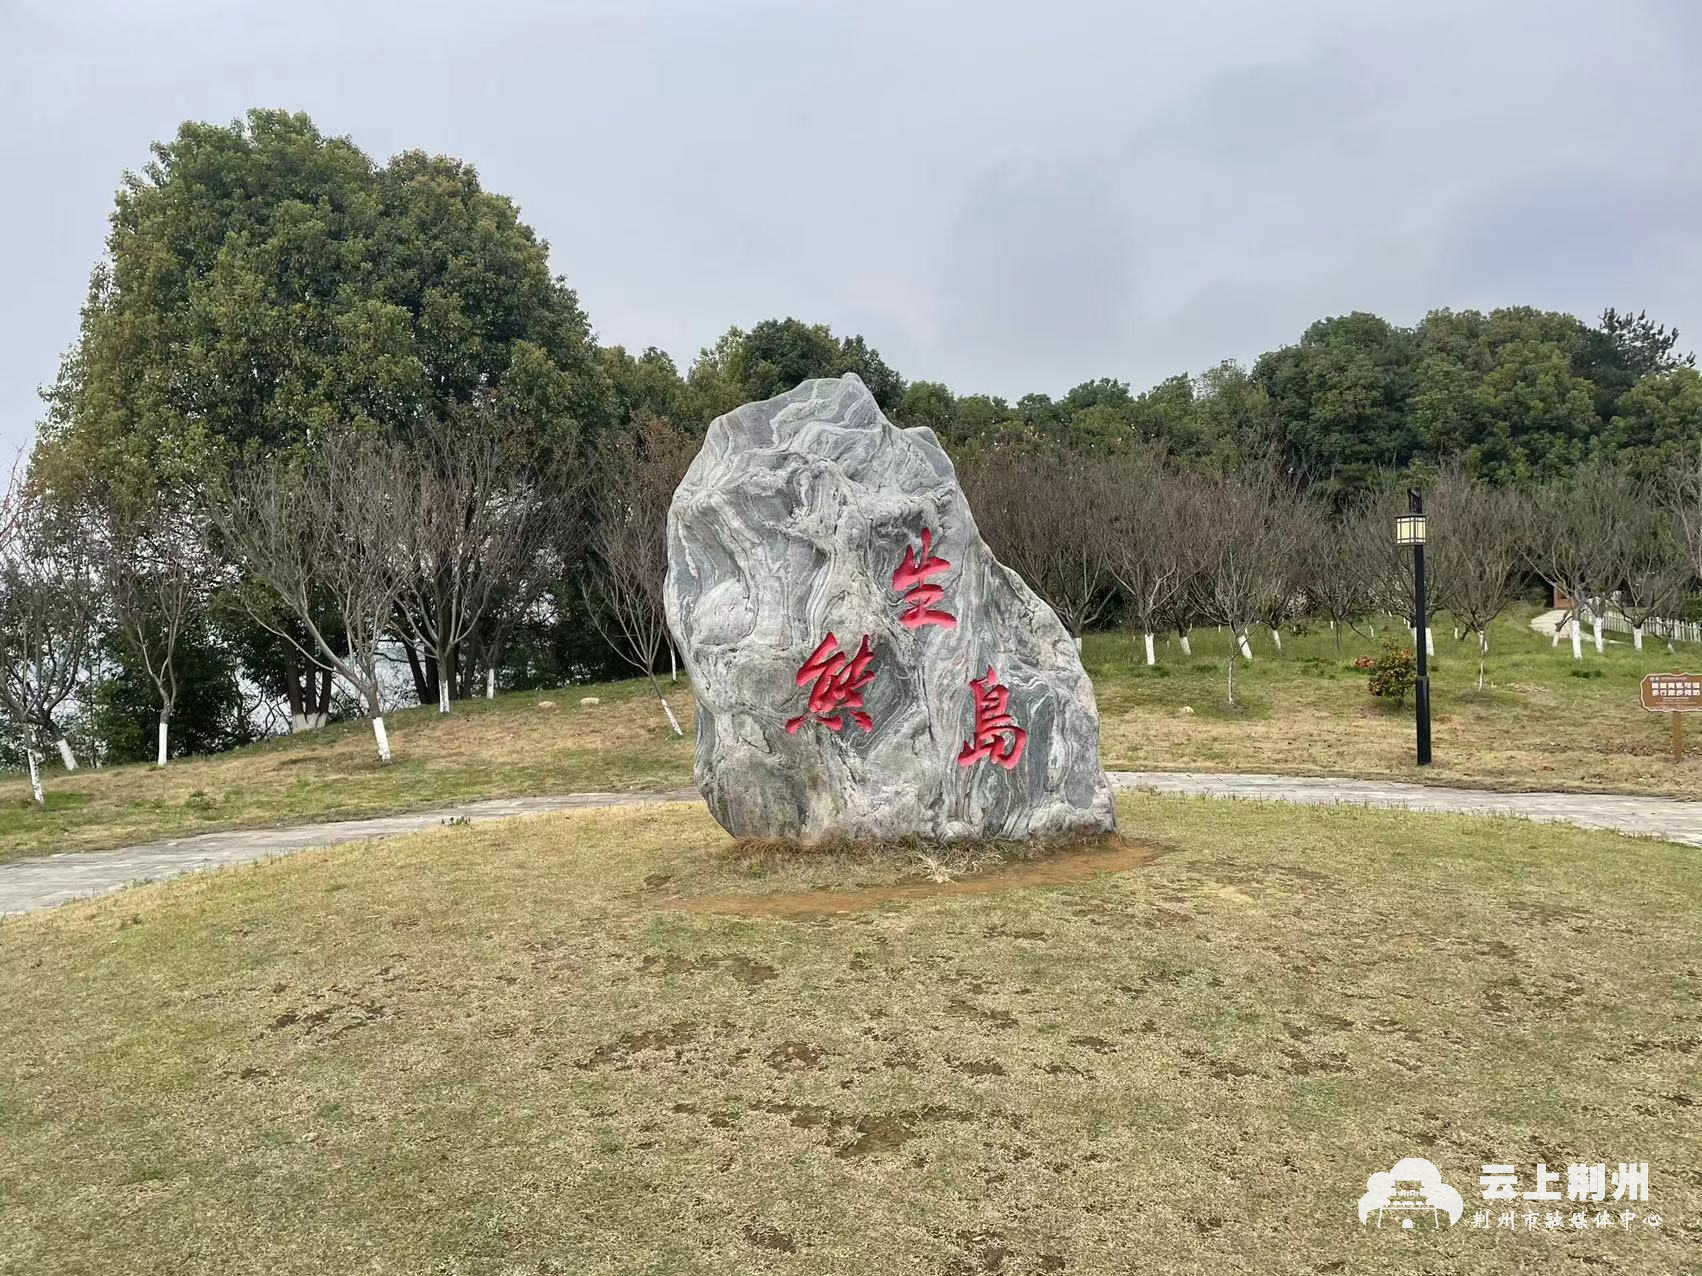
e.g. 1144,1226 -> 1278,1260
1395,489 -> 1432,766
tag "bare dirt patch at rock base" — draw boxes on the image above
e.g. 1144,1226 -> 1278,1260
670,835 -> 1168,919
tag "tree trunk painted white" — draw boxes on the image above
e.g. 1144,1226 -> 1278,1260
290,712 -> 308,733
486,667 -> 496,699
1269,627 -> 1283,651
438,678 -> 450,714
157,720 -> 169,767
660,694 -> 683,736
371,715 -> 392,763
1551,628 -> 1560,647
1178,633 -> 1192,657
1425,627 -> 1434,657
1142,632 -> 1156,666
670,642 -> 678,683
55,738 -> 78,771
1633,624 -> 1644,651
1237,630 -> 1253,660
1571,617 -> 1583,660
1592,617 -> 1604,654
1073,635 -> 1083,652
27,749 -> 44,805
1477,630 -> 1488,691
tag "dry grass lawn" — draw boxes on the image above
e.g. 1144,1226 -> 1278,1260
3,793 -> 1697,1274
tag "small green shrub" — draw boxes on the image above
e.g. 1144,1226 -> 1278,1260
1359,643 -> 1417,704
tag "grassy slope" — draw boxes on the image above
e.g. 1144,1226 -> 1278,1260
2,793 -> 1697,1274
0,605 -> 1696,864
0,677 -> 696,863
1092,607 -> 1702,797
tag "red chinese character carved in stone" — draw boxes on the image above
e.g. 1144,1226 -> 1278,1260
957,666 -> 1027,769
785,632 -> 876,734
892,526 -> 957,630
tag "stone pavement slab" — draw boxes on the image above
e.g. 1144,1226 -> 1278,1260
0,790 -> 696,916
1110,771 -> 1702,848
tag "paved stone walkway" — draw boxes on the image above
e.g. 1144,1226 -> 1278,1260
1111,772 -> 1702,848
2,773 -> 1697,916
0,790 -> 695,916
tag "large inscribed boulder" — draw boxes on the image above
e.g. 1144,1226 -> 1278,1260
664,374 -> 1116,843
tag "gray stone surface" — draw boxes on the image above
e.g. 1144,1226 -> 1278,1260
664,374 -> 1116,843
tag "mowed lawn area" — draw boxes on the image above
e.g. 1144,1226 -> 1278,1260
2,794 -> 1698,1274
1,605 -> 1697,864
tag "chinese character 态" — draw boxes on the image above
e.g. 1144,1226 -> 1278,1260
1481,1165 -> 1520,1200
785,633 -> 876,734
891,527 -> 957,630
958,666 -> 1027,769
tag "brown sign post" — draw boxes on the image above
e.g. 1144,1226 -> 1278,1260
1640,673 -> 1702,760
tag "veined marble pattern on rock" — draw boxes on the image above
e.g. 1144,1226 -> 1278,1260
664,374 -> 1116,843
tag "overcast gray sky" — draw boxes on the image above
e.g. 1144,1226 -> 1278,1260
3,0 -> 1699,457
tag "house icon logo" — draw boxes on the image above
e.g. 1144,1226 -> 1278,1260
1358,1157 -> 1464,1229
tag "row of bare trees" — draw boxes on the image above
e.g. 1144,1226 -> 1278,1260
0,409 -> 696,796
964,447 -> 1702,702
3,415 -> 1697,787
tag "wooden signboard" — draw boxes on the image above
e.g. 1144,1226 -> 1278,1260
1640,673 -> 1702,760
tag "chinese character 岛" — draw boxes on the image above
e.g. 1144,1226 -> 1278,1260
785,633 -> 876,734
958,666 -> 1027,768
892,527 -> 957,630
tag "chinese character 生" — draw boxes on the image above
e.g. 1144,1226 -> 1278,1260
891,527 -> 957,630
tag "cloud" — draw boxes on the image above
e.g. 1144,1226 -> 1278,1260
3,0 -> 1700,457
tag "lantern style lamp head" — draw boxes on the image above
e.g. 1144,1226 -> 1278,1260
1394,513 -> 1426,545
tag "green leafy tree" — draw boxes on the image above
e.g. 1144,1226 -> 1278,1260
1411,309 -> 1602,484
38,107 -> 608,489
1605,366 -> 1702,481
1254,312 -> 1419,502
687,318 -> 905,416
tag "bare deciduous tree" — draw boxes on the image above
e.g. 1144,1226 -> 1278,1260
0,488 -> 98,800
1427,468 -> 1522,688
1680,442 -> 1702,588
214,434 -> 409,762
961,446 -> 1116,645
584,415 -> 694,734
1522,461 -> 1637,660
396,409 -> 560,713
1298,498 -> 1374,651
1192,470 -> 1297,708
1618,497 -> 1690,651
1104,449 -> 1191,666
98,486 -> 212,764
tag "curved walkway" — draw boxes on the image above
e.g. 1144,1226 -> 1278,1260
2,773 -> 1698,917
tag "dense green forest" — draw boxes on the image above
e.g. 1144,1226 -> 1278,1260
22,109 -> 1702,764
